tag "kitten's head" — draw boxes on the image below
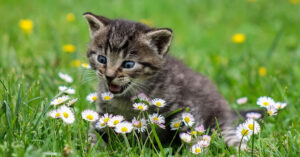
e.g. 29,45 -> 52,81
83,12 -> 173,96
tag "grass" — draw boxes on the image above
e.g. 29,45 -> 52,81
1,0 -> 300,156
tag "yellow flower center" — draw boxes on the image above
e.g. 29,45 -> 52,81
55,112 -> 61,118
104,117 -> 109,123
156,102 -> 162,107
232,33 -> 246,44
183,138 -> 188,141
104,95 -> 110,101
57,99 -> 63,103
191,131 -> 197,135
248,124 -> 254,130
263,102 -> 269,106
92,96 -> 98,101
66,13 -> 75,22
184,117 -> 190,123
259,67 -> 267,77
241,129 -> 249,136
62,44 -> 76,53
153,117 -> 159,122
173,122 -> 180,128
63,112 -> 69,118
268,110 -> 273,115
137,105 -> 144,110
82,63 -> 89,68
113,120 -> 120,125
121,127 -> 128,132
195,148 -> 201,153
19,19 -> 34,34
100,123 -> 105,126
87,114 -> 94,120
137,121 -> 142,128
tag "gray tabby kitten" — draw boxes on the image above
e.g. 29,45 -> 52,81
84,12 -> 242,148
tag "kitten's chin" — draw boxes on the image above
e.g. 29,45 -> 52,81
108,82 -> 131,95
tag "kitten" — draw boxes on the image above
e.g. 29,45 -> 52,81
84,12 -> 243,148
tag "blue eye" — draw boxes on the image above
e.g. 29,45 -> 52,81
97,55 -> 107,64
122,61 -> 135,69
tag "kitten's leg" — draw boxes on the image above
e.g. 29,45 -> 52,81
221,124 -> 246,150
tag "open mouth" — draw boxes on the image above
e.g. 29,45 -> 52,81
108,83 -> 130,94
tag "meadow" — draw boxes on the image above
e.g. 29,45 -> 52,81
1,0 -> 300,156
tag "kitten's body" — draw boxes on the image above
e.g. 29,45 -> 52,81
84,12 -> 242,147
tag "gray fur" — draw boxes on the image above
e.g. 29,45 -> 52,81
84,12 -> 243,148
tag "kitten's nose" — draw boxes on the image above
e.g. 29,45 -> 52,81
105,75 -> 115,83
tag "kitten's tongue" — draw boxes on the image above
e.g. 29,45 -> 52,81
109,84 -> 122,93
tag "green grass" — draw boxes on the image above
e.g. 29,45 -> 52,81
1,0 -> 300,156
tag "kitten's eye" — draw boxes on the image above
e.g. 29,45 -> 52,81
97,55 -> 107,64
122,61 -> 135,69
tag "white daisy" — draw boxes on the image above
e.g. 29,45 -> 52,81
244,119 -> 260,134
202,135 -> 211,143
95,113 -> 113,129
86,92 -> 98,103
58,86 -> 75,94
59,105 -> 75,124
66,98 -> 78,106
195,125 -> 206,134
182,112 -> 195,127
50,95 -> 70,106
236,97 -> 248,104
81,63 -> 91,69
107,115 -> 124,127
48,109 -> 61,118
245,112 -> 262,119
191,143 -> 202,154
257,96 -> 275,108
58,72 -> 73,83
236,123 -> 251,141
81,110 -> 99,122
115,121 -> 134,134
274,102 -> 287,110
101,92 -> 114,101
131,93 -> 150,102
170,119 -> 182,130
179,132 -> 192,143
133,103 -> 148,111
149,113 -> 165,124
198,140 -> 210,147
267,105 -> 277,116
132,117 -> 147,133
151,98 -> 166,108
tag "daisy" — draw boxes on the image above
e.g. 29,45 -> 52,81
58,86 -> 75,94
81,63 -> 91,69
107,115 -> 124,127
236,97 -> 248,104
149,113 -> 165,124
66,98 -> 78,106
257,96 -> 275,108
50,95 -> 70,106
86,92 -> 98,103
115,121 -> 134,134
245,112 -> 262,119
132,117 -> 147,133
81,110 -> 99,122
48,109 -> 61,118
179,132 -> 192,143
95,113 -> 113,129
198,140 -> 210,147
101,92 -> 114,101
236,123 -> 251,141
191,143 -> 202,154
59,105 -> 75,124
151,98 -> 166,107
182,112 -> 195,127
133,103 -> 148,111
202,135 -> 211,143
244,119 -> 260,134
58,72 -> 73,83
195,125 -> 206,134
131,93 -> 150,102
274,102 -> 287,110
266,105 -> 277,116
170,119 -> 182,130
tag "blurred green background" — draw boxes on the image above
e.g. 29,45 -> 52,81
1,0 -> 300,156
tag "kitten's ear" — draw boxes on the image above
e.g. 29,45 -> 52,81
83,12 -> 110,37
145,28 -> 173,56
